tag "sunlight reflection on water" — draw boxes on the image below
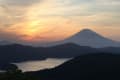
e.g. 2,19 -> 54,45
15,58 -> 70,72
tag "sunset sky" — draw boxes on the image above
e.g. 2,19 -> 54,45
0,0 -> 120,44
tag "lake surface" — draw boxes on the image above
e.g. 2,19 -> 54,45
15,58 -> 70,72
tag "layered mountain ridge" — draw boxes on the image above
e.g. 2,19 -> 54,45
0,29 -> 120,48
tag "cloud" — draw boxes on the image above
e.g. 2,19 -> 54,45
1,0 -> 42,6
0,0 -> 120,29
0,0 -> 120,42
0,3 -> 29,28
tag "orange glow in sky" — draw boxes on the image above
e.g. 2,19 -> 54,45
0,0 -> 120,43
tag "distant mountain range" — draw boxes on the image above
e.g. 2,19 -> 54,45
0,29 -> 120,48
44,29 -> 120,48
0,40 -> 13,45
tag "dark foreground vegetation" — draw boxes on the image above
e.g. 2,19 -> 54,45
1,53 -> 120,80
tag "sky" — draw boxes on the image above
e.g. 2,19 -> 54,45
0,0 -> 120,44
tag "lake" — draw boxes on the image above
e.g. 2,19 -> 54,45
15,58 -> 70,72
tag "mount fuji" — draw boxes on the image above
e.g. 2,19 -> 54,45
45,29 -> 120,48
63,29 -> 120,48
0,29 -> 119,48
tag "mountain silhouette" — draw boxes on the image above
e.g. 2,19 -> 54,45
0,40 -> 13,45
0,29 -> 119,48
1,43 -> 120,70
0,43 -> 98,70
27,53 -> 120,80
64,29 -> 120,48
43,29 -> 120,48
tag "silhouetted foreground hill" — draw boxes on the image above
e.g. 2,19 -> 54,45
100,47 -> 120,53
26,53 -> 120,80
1,53 -> 120,80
